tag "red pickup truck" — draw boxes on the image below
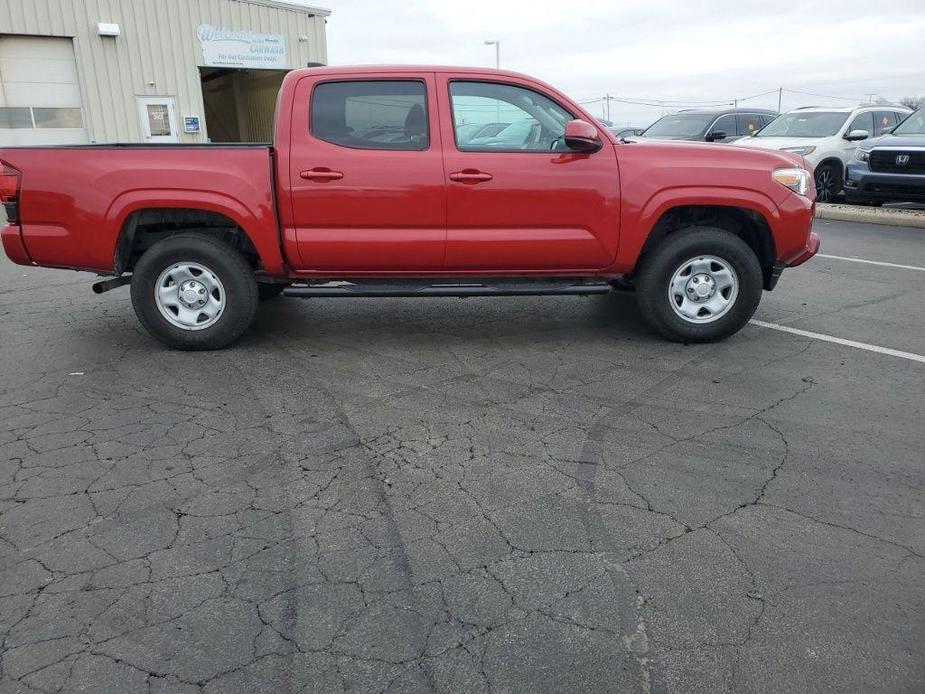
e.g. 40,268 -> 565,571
0,66 -> 819,350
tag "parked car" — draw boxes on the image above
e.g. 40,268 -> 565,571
0,65 -> 818,350
456,121 -> 509,145
638,108 -> 777,143
467,119 -> 544,149
608,126 -> 646,139
845,108 -> 925,205
732,105 -> 911,202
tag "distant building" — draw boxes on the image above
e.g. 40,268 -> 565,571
0,0 -> 330,145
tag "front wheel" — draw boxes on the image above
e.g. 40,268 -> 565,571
635,227 -> 763,343
131,233 -> 258,350
814,163 -> 842,203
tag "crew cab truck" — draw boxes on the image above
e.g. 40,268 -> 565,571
0,66 -> 820,350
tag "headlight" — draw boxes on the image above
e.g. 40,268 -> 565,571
771,168 -> 810,197
855,149 -> 870,162
781,145 -> 817,155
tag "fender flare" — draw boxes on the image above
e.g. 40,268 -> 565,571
105,189 -> 286,275
616,186 -> 782,269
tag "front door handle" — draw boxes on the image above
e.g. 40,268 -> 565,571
300,168 -> 344,181
449,170 -> 493,183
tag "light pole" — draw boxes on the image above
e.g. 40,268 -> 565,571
484,39 -> 500,68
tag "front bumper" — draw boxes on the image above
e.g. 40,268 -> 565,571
844,163 -> 925,203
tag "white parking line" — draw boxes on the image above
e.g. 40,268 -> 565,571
817,254 -> 925,273
749,320 -> 925,365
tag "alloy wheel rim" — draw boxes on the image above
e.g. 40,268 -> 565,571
667,255 -> 739,324
154,262 -> 225,331
816,169 -> 834,202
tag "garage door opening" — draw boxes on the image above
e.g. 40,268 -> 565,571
0,35 -> 88,146
199,67 -> 287,143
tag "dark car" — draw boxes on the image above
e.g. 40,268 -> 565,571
639,108 -> 777,143
845,109 -> 925,205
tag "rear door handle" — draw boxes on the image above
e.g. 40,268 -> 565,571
449,170 -> 493,183
300,168 -> 344,181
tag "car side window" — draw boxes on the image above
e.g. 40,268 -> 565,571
710,114 -> 737,138
310,80 -> 428,151
848,111 -> 874,135
449,81 -> 575,152
737,113 -> 763,137
873,111 -> 897,136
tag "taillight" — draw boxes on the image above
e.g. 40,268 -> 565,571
1,164 -> 22,225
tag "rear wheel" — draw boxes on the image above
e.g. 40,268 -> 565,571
131,233 -> 258,350
635,227 -> 763,342
814,162 -> 842,203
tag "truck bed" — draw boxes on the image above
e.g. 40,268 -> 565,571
0,144 -> 283,274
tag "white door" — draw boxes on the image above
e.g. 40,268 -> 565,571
0,36 -> 89,146
137,96 -> 179,143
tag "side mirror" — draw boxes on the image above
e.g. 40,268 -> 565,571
564,119 -> 602,153
705,130 -> 727,142
844,129 -> 869,141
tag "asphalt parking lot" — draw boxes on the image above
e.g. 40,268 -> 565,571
1,219 -> 923,694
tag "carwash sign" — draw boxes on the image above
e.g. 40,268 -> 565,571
197,24 -> 288,70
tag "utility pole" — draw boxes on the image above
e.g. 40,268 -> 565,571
605,93 -> 611,122
483,39 -> 500,68
778,87 -> 782,113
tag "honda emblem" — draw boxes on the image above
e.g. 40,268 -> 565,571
896,154 -> 911,166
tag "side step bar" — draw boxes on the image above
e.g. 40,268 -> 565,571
283,279 -> 613,299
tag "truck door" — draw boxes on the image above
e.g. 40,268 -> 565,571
284,73 -> 445,271
437,75 -> 620,271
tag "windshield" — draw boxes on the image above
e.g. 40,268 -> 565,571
757,112 -> 848,138
893,110 -> 925,135
640,114 -> 715,138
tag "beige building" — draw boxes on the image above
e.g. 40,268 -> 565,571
0,0 -> 329,146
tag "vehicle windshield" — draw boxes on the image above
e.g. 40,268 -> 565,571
640,114 -> 715,139
756,112 -> 848,138
893,110 -> 925,135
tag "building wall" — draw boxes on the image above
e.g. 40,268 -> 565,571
0,0 -> 328,143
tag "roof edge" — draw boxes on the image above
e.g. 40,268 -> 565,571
234,0 -> 332,16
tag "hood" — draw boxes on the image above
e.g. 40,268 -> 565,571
859,133 -> 925,150
730,136 -> 813,151
625,137 -> 804,168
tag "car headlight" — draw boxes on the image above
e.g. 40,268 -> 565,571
781,145 -> 817,155
854,148 -> 870,162
771,167 -> 810,197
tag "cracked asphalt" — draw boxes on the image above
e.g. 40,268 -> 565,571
1,219 -> 923,694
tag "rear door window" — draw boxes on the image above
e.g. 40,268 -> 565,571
311,80 -> 428,151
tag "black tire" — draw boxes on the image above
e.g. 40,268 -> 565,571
814,163 -> 842,203
258,282 -> 289,301
635,227 -> 763,343
130,233 -> 258,350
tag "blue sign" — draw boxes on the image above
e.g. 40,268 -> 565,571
184,116 -> 201,134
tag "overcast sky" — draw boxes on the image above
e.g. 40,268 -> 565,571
311,0 -> 924,126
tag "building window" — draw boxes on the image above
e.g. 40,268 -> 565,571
311,80 -> 428,151
0,107 -> 33,129
0,106 -> 84,129
33,108 -> 84,129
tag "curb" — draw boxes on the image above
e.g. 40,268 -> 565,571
815,203 -> 925,228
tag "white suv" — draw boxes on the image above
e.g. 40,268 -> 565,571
732,105 -> 911,202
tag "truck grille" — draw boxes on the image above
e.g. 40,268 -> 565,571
869,150 -> 925,174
